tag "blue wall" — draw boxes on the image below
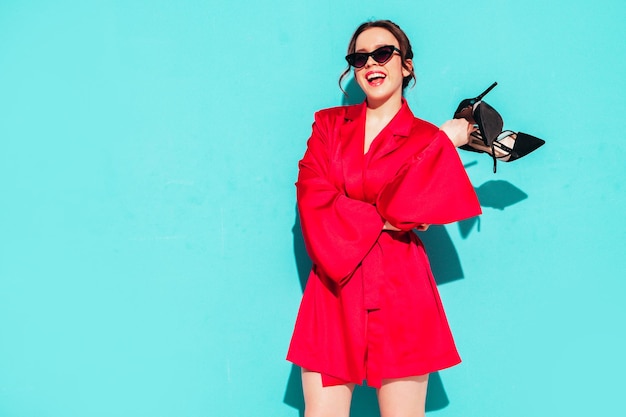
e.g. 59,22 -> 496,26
1,1 -> 625,416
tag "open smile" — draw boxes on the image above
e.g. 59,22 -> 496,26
365,71 -> 386,86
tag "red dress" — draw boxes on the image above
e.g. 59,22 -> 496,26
287,100 -> 481,388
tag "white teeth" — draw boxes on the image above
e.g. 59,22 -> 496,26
367,72 -> 386,81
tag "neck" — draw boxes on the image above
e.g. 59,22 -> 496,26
365,94 -> 403,121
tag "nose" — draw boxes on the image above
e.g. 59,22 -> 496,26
364,55 -> 378,67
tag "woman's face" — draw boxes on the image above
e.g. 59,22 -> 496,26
353,27 -> 411,107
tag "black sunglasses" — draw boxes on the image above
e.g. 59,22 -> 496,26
345,45 -> 401,69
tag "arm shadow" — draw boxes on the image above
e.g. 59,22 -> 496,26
474,179 -> 528,210
292,207 -> 311,293
417,225 -> 465,285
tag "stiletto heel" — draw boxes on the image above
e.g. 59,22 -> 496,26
454,82 -> 502,171
454,82 -> 545,172
454,81 -> 498,123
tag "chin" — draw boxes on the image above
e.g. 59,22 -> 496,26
365,90 -> 394,103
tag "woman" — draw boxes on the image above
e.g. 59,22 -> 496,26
287,20 -> 481,417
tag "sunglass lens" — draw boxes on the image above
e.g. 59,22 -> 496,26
350,54 -> 367,68
372,47 -> 394,64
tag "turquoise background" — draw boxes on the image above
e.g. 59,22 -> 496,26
1,0 -> 625,416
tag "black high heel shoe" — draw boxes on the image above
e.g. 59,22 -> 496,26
454,82 -> 545,173
467,129 -> 546,162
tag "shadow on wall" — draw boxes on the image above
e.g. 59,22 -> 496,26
458,179 -> 529,237
341,77 -> 366,106
475,180 -> 527,210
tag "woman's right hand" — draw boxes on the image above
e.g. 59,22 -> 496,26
440,118 -> 475,148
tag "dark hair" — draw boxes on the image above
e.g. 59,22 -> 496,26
339,20 -> 416,94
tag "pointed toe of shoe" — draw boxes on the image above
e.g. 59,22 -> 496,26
508,132 -> 545,161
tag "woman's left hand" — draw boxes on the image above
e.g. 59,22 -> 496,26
440,119 -> 475,147
383,221 -> 401,231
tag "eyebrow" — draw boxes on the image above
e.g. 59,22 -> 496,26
355,43 -> 388,53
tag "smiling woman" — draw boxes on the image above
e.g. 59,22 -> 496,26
286,19 -> 482,417
0,2 -> 624,416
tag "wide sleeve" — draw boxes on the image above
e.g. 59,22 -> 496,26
376,130 -> 481,230
297,112 -> 385,285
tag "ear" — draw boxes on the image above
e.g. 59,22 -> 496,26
402,59 -> 413,78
